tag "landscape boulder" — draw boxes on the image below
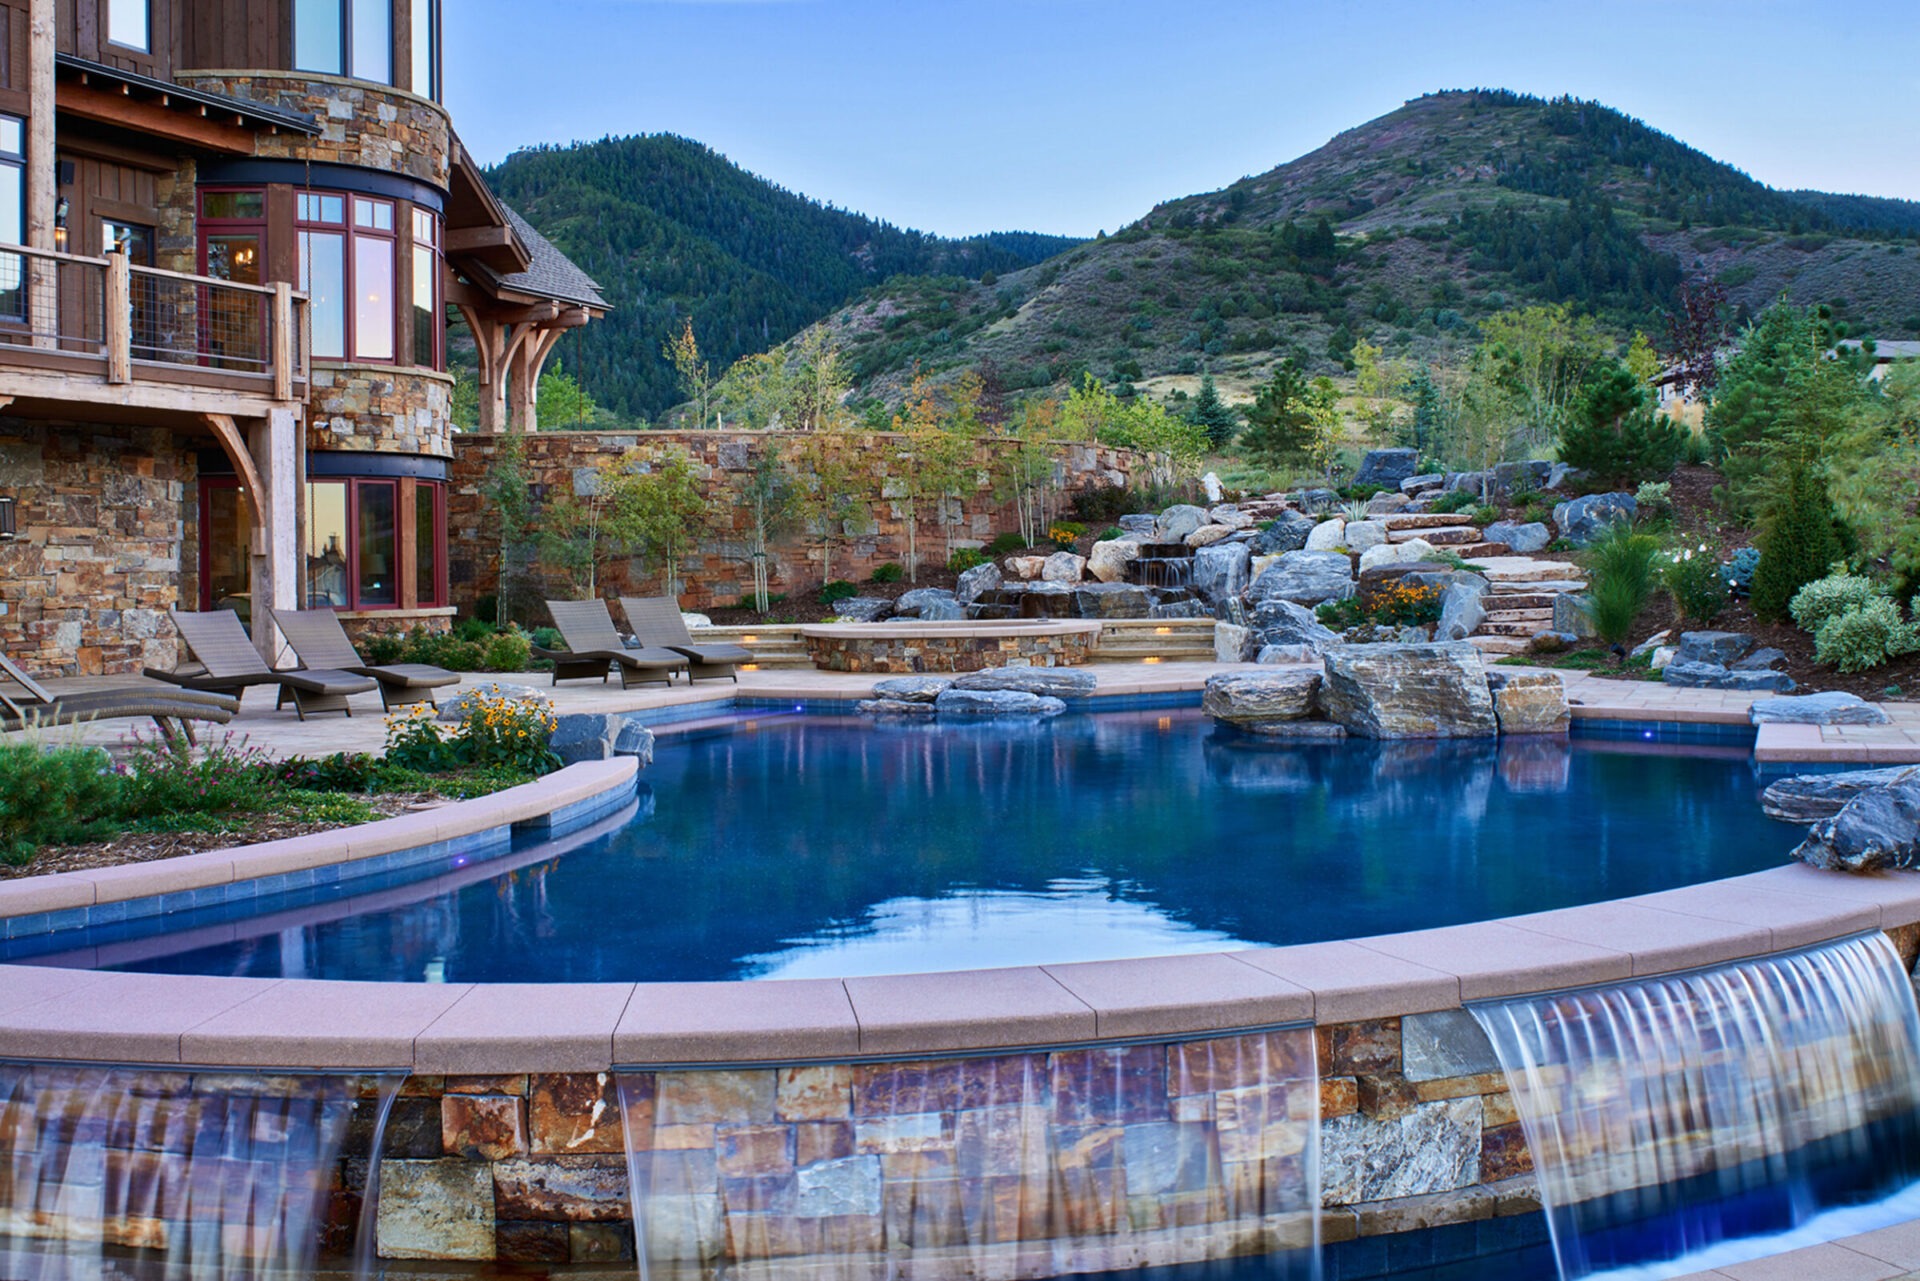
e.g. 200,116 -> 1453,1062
1249,598 -> 1342,661
549,713 -> 620,765
1006,555 -> 1048,580
1763,766 -> 1920,824
1492,460 -> 1553,495
680,612 -> 713,629
1209,505 -> 1256,530
1553,492 -> 1637,546
955,561 -> 1004,607
1304,519 -> 1347,552
1750,692 -> 1890,726
1087,539 -> 1141,583
1358,538 -> 1437,574
1353,448 -> 1420,491
1675,632 -> 1754,666
1042,551 -> 1088,583
1552,594 -> 1595,639
1319,642 -> 1498,739
1215,622 -> 1260,663
1366,491 -> 1411,516
1157,504 -> 1211,542
438,682 -> 551,723
1483,521 -> 1551,555
1248,551 -> 1355,607
1343,521 -> 1388,553
1486,671 -> 1570,735
893,588 -> 959,618
1202,670 -> 1323,724
952,667 -> 1097,699
934,688 -> 1068,717
856,698 -> 937,716
1792,774 -> 1920,873
1252,510 -> 1317,555
1192,542 -> 1253,613
1117,513 -> 1157,538
834,596 -> 894,622
1400,473 -> 1446,496
1292,487 -> 1340,513
1072,584 -> 1156,618
1185,524 -> 1234,549
871,676 -> 952,703
1435,579 -> 1490,643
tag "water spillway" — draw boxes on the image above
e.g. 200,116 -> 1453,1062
0,1063 -> 402,1280
1470,931 -> 1920,1279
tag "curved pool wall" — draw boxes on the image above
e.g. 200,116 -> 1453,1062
6,722 -> 1920,1274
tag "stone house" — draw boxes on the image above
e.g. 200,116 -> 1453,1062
0,0 -> 605,675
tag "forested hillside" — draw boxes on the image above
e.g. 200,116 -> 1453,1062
484,135 -> 1081,419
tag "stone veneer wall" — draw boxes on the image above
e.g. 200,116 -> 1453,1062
0,420 -> 192,675
804,626 -> 1099,672
308,366 -> 455,458
171,73 -> 451,188
448,431 -> 1146,614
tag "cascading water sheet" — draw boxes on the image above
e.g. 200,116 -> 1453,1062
616,1029 -> 1321,1281
1470,931 -> 1920,1279
0,1062 -> 402,1280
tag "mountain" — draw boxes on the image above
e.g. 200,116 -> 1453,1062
482,135 -> 1083,419
802,90 -> 1920,406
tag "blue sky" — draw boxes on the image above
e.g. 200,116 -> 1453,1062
447,0 -> 1920,239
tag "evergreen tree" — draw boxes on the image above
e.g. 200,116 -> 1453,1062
1188,374 -> 1239,451
1558,360 -> 1688,488
1241,361 -> 1332,473
1752,465 -> 1843,622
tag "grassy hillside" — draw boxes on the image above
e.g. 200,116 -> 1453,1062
485,135 -> 1082,419
807,90 -> 1920,408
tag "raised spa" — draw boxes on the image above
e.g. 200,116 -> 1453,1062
17,707 -> 1793,983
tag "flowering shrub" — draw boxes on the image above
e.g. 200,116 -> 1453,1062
1047,521 -> 1088,550
117,729 -> 278,820
384,695 -> 559,776
1317,580 -> 1443,631
1661,543 -> 1730,624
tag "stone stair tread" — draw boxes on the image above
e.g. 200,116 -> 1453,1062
1386,525 -> 1476,543
1381,512 -> 1480,530
1469,557 -> 1584,582
1467,635 -> 1532,655
1478,621 -> 1553,637
1483,609 -> 1554,623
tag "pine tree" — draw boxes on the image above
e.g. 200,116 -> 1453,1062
1189,374 -> 1239,451
1751,465 -> 1842,622
1240,362 -> 1328,472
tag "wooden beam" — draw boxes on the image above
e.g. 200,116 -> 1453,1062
202,413 -> 269,553
445,225 -> 515,254
55,82 -> 259,154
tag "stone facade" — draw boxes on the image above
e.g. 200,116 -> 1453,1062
308,366 -> 455,458
804,626 -> 1099,673
0,420 -> 192,675
448,431 -> 1148,614
174,73 -> 452,188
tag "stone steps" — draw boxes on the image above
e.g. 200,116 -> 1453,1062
1094,619 -> 1217,662
1381,512 -> 1476,531
1484,607 -> 1554,624
692,626 -> 812,669
1469,557 -> 1586,584
1454,543 -> 1514,559
1466,635 -> 1532,656
1388,525 -> 1483,546
1478,619 -> 1554,637
1483,591 -> 1558,610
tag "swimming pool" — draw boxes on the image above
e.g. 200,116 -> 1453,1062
45,707 -> 1794,983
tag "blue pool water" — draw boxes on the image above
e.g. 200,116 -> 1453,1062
60,708 -> 1795,983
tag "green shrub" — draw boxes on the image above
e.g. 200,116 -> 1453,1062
1559,365 -> 1688,488
0,743 -> 120,864
985,532 -> 1033,556
1662,544 -> 1731,624
482,630 -> 533,673
116,730 -> 276,822
1047,521 -> 1088,549
1470,504 -> 1499,526
1634,481 -> 1674,524
870,563 -> 905,584
1790,574 -> 1883,634
1752,466 -> 1844,622
269,751 -> 392,793
1097,527 -> 1124,543
1429,489 -> 1477,514
363,624 -> 530,672
529,626 -> 562,652
1584,522 -> 1663,645
819,580 -> 859,604
947,548 -> 988,574
1721,547 -> 1760,595
386,695 -> 560,776
1813,598 -> 1920,672
453,616 -> 496,644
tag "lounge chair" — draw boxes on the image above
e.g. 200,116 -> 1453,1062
268,607 -> 461,711
619,596 -> 752,683
145,609 -> 378,719
0,652 -> 238,745
534,600 -> 687,688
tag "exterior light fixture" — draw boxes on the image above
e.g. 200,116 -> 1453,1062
53,197 -> 69,251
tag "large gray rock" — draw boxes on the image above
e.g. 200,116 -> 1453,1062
933,687 -> 1067,717
1353,448 -> 1420,491
1304,519 -> 1347,552
1041,551 -> 1087,583
1117,513 -> 1158,538
1319,642 -> 1498,739
1675,631 -> 1753,666
1208,504 -> 1255,530
1343,521 -> 1388,553
1366,490 -> 1410,516
1202,670 -> 1322,724
872,676 -> 952,703
1553,492 -> 1637,546
1191,542 -> 1252,613
437,682 -> 552,723
1662,660 -> 1794,693
1358,539 -> 1436,574
1486,671 -> 1570,735
1086,539 -> 1140,583
1763,766 -> 1920,823
1321,1098 -> 1483,1204
1552,594 -> 1595,640
922,597 -> 964,620
613,718 -> 656,764
1793,775 -> 1920,872
1215,622 -> 1259,663
1252,510 -> 1317,555
1731,646 -> 1788,672
955,561 -> 1003,606
1250,598 -> 1342,659
857,698 -> 937,716
1750,692 -> 1891,726
550,713 -> 619,765
1157,504 -> 1210,542
893,588 -> 959,618
1148,598 -> 1212,619
1071,583 -> 1156,618
952,667 -> 1097,698
1482,521 -> 1551,555
1247,551 -> 1355,607
835,596 -> 893,622
1435,579 -> 1489,643
1493,460 -> 1553,495
1292,487 -> 1340,513
1400,473 -> 1445,495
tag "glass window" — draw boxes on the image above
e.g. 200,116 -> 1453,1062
294,0 -> 344,75
305,481 -> 349,608
355,481 -> 397,606
0,117 -> 21,323
0,118 -> 21,157
411,208 -> 438,368
350,0 -> 391,83
415,483 -> 440,606
352,234 -> 394,360
411,0 -> 436,99
202,190 -> 264,220
108,0 -> 150,50
202,481 -> 255,614
102,220 -> 154,264
300,230 -> 345,358
297,192 -> 344,224
204,233 -> 262,284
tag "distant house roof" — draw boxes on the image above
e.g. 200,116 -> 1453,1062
1835,338 -> 1920,362
467,205 -> 608,311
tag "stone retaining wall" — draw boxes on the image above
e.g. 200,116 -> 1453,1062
447,432 -> 1149,614
801,623 -> 1100,672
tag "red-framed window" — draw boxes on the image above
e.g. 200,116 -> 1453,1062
297,191 -> 397,363
410,206 -> 441,368
304,476 -> 445,610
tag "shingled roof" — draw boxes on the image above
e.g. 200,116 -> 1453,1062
467,206 -> 609,311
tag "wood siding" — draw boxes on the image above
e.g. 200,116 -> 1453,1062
0,0 -> 28,115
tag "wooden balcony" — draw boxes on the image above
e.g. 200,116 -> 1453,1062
0,243 -> 308,421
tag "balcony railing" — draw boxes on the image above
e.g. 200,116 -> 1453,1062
0,242 -> 308,408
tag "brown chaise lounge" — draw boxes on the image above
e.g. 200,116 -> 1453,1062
269,607 -> 461,711
146,608 -> 379,719
535,600 -> 687,689
0,652 -> 239,745
619,596 -> 752,683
